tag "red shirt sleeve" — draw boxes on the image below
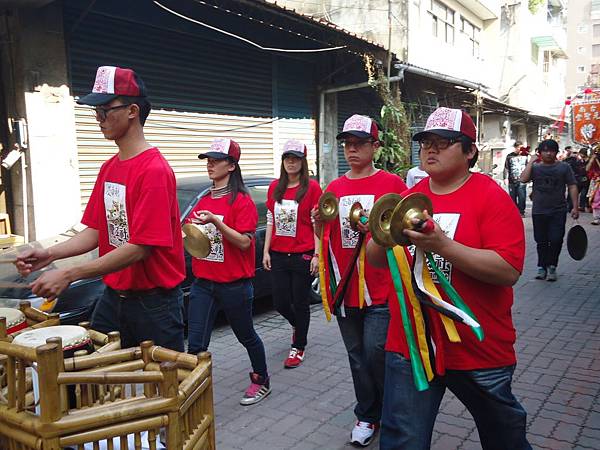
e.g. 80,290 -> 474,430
232,194 -> 258,234
479,183 -> 525,272
128,166 -> 176,248
266,180 -> 277,213
81,174 -> 102,230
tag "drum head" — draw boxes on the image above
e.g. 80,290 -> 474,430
13,325 -> 91,350
567,225 -> 587,261
0,307 -> 26,333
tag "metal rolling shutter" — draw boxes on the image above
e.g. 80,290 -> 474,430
336,88 -> 383,176
75,106 -> 274,210
65,7 -> 276,210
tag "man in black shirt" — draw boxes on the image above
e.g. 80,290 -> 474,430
521,140 -> 579,281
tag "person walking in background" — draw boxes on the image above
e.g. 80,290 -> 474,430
564,147 -> 587,212
577,149 -> 591,211
186,138 -> 271,406
504,141 -> 529,217
587,147 -> 600,225
520,139 -> 579,281
15,66 -> 186,351
263,139 -> 322,369
312,114 -> 407,447
405,163 -> 428,188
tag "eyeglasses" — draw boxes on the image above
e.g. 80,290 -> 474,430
92,104 -> 131,121
418,137 -> 462,150
341,139 -> 374,149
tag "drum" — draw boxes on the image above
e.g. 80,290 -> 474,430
12,325 -> 95,357
0,307 -> 27,335
13,325 -> 95,413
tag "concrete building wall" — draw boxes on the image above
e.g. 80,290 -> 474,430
565,0 -> 599,95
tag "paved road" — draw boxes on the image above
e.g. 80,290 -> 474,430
208,211 -> 600,450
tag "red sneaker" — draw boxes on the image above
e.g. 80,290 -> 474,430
284,347 -> 305,368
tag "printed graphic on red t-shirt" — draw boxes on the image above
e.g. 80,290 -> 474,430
197,215 -> 225,262
274,200 -> 299,237
338,194 -> 374,249
104,182 -> 129,248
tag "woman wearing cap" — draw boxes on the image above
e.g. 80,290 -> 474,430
263,140 -> 322,368
186,138 -> 271,406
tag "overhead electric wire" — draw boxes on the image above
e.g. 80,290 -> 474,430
153,1 -> 347,53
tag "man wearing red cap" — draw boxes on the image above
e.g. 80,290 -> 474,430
15,66 -> 186,351
313,114 -> 407,446
367,107 -> 531,449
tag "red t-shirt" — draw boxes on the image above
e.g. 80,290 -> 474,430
81,148 -> 185,290
327,170 -> 408,308
267,179 -> 322,253
187,192 -> 257,283
385,173 -> 525,370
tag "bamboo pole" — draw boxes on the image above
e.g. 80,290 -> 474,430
0,341 -> 38,361
160,362 -> 180,449
0,420 -> 42,449
145,362 -> 190,382
57,371 -> 164,385
36,343 -> 62,450
45,337 -> 68,413
82,359 -> 145,374
149,346 -> 198,370
58,415 -> 168,447
0,317 -> 8,341
63,347 -> 140,371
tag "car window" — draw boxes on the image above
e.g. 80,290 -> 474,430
248,185 -> 269,228
177,188 -> 205,221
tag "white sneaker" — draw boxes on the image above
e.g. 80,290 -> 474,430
350,421 -> 377,447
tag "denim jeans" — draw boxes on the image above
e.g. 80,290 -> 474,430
508,182 -> 527,214
336,304 -> 390,423
380,352 -> 531,450
91,286 -> 185,352
532,212 -> 567,268
187,278 -> 268,377
270,251 -> 314,350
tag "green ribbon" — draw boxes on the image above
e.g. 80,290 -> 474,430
387,248 -> 429,391
425,252 -> 484,342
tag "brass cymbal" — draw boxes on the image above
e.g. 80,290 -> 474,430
349,202 -> 365,231
368,193 -> 402,248
318,192 -> 339,222
182,223 -> 212,259
390,193 -> 434,246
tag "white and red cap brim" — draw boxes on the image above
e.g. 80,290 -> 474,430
77,66 -> 146,106
281,139 -> 307,158
413,107 -> 477,141
198,138 -> 241,162
336,114 -> 379,141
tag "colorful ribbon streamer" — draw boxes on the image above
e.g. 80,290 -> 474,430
318,225 -> 332,321
425,252 -> 484,342
393,246 -> 434,381
386,248 -> 429,391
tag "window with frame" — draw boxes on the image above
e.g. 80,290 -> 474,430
429,0 -> 455,45
594,24 -> 600,38
594,44 -> 600,58
577,65 -> 586,73
461,18 -> 480,57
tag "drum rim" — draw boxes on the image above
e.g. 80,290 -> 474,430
0,307 -> 26,329
12,325 -> 92,349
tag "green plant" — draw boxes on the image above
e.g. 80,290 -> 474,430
364,55 -> 411,176
528,0 -> 544,14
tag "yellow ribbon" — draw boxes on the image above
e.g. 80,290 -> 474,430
358,238 -> 366,309
420,258 -> 461,343
393,246 -> 434,381
318,228 -> 332,322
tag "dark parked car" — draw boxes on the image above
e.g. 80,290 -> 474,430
0,176 -> 320,325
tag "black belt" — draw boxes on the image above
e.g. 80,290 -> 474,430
112,287 -> 171,299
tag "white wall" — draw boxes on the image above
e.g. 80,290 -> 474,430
25,85 -> 82,240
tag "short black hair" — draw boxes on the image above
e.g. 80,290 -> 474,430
539,139 -> 559,153
118,95 -> 151,125
460,136 -> 478,168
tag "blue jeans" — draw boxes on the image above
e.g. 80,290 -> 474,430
532,212 -> 567,268
380,352 -> 531,450
508,182 -> 527,214
91,286 -> 185,352
187,278 -> 268,377
337,304 -> 389,423
270,251 -> 314,350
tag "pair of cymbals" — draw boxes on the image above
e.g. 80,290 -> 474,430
182,223 -> 212,259
369,193 -> 433,247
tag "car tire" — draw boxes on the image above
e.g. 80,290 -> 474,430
309,276 -> 321,305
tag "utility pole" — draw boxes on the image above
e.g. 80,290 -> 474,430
387,0 -> 392,85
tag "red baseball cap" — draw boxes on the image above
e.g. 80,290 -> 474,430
336,115 -> 380,141
198,138 -> 241,162
77,66 -> 147,106
413,107 -> 477,141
